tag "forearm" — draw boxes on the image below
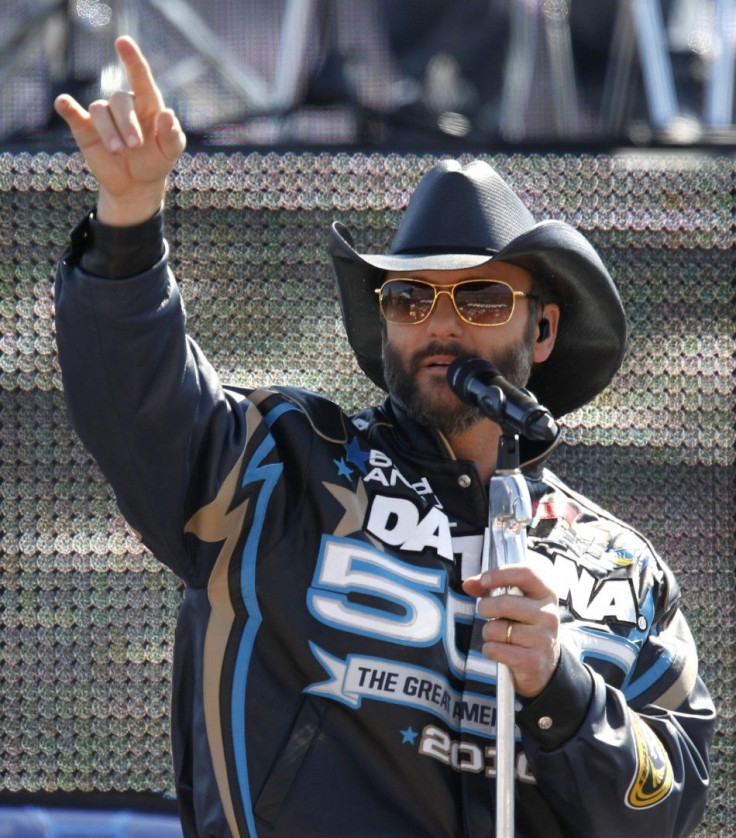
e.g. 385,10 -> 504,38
520,656 -> 714,838
54,222 -> 228,581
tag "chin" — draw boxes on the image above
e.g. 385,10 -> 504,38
407,383 -> 482,436
383,339 -> 491,434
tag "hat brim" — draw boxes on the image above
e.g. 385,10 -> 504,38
355,251 -> 497,272
329,219 -> 627,419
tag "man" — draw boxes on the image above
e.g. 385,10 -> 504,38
54,37 -> 713,838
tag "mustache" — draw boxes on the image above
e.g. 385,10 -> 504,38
407,341 -> 469,374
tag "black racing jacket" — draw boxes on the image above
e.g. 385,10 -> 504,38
54,217 -> 714,837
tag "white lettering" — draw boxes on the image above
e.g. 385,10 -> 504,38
364,467 -> 389,486
400,506 -> 453,560
369,450 -> 393,468
452,534 -> 484,579
366,496 -> 419,545
553,554 -> 637,624
389,467 -> 413,489
366,495 -> 453,560
444,590 -> 475,676
411,476 -> 434,496
309,538 -> 444,644
418,726 -> 536,783
587,580 -> 637,623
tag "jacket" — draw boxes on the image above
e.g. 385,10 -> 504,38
54,216 -> 714,837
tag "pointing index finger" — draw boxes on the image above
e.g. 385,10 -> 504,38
115,35 -> 164,119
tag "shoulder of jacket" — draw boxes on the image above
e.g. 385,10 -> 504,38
540,468 -> 637,533
537,468 -> 672,578
534,470 -> 682,621
247,385 -> 353,445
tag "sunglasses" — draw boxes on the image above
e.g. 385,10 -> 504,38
376,277 -> 535,327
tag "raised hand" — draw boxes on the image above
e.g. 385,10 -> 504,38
54,35 -> 186,226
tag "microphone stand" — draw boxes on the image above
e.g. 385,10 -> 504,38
445,357 -> 557,836
487,431 -> 532,838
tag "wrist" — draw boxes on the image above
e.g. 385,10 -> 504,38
96,186 -> 165,227
517,644 -> 594,750
64,209 -> 166,279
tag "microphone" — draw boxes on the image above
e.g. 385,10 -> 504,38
447,355 -> 558,442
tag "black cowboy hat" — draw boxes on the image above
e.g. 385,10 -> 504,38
328,159 -> 627,419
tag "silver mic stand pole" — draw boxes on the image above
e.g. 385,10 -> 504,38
486,432 -> 532,838
446,356 -> 558,836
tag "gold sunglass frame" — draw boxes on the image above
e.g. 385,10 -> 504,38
375,277 -> 533,327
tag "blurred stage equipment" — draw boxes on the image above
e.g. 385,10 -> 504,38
601,0 -> 683,138
0,1 -> 733,147
120,0 -> 315,113
705,0 -> 735,128
500,0 -> 581,141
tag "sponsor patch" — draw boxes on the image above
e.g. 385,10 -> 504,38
626,711 -> 674,808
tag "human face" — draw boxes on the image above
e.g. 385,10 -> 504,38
381,262 -> 543,436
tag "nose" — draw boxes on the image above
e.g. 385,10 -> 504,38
426,289 -> 463,338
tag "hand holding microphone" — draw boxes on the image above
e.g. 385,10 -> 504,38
447,355 -> 558,442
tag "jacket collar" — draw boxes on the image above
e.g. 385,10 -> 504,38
384,397 -> 560,478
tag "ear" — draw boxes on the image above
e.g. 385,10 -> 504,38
532,303 -> 560,363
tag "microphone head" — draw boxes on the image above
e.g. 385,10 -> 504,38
447,354 -> 559,442
447,355 -> 499,399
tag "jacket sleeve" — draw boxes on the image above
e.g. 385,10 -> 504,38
54,216 -> 246,586
517,552 -> 715,837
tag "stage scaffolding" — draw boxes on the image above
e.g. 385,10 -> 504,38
0,0 -> 734,148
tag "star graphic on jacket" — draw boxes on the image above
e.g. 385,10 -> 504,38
323,479 -> 371,540
344,437 -> 370,474
400,726 -> 418,745
333,457 -> 353,480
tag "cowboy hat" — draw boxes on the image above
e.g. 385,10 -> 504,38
328,159 -> 627,418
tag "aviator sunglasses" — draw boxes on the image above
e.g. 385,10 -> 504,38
376,277 -> 536,327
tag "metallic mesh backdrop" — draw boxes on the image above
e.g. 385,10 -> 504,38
0,150 -> 733,834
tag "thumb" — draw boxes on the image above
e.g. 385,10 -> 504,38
54,94 -> 100,150
156,109 -> 186,161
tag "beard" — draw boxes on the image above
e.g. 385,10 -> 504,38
383,333 -> 535,438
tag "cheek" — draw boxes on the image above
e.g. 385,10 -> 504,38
384,323 -> 417,354
472,322 -> 524,355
